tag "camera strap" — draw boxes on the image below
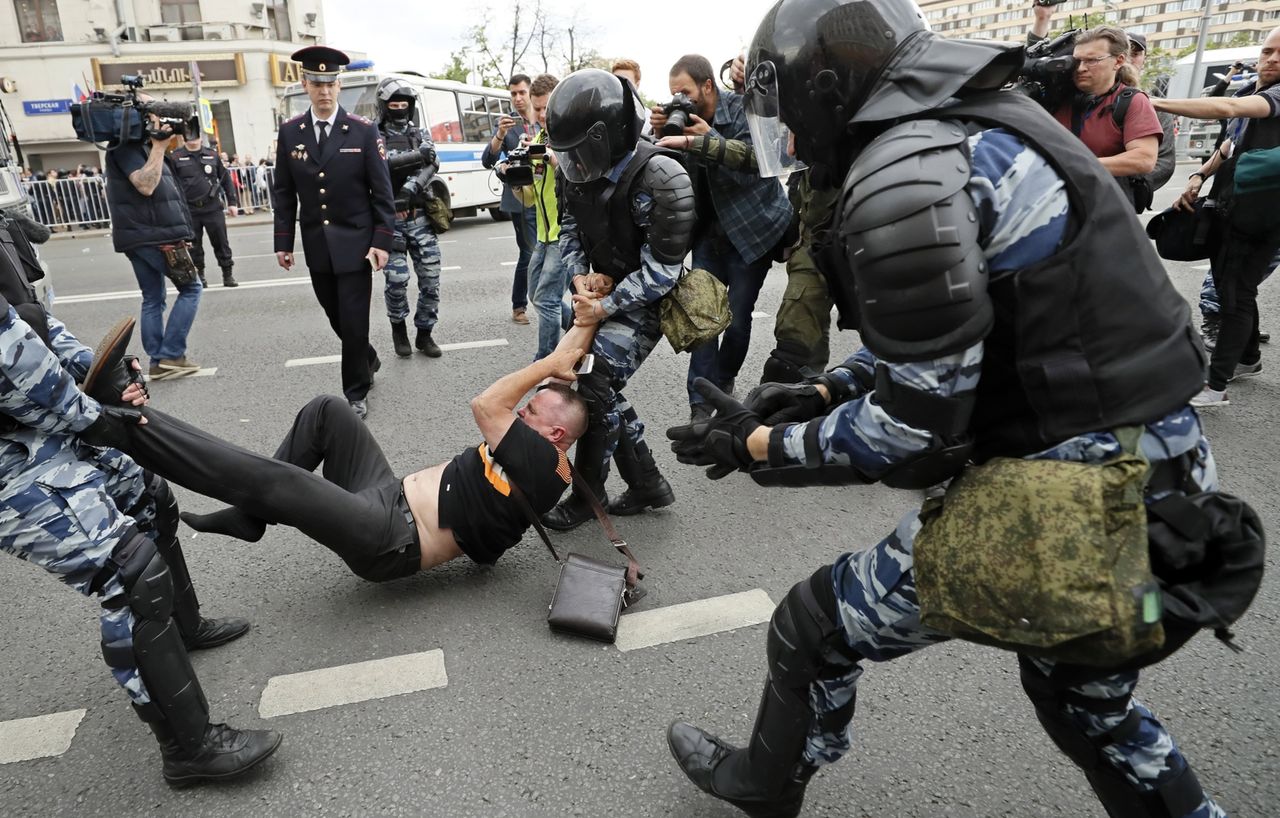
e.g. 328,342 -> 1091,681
1070,81 -> 1120,136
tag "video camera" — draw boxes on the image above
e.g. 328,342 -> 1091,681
1016,29 -> 1081,113
70,74 -> 194,149
504,142 -> 546,187
386,144 -> 439,208
661,93 -> 697,136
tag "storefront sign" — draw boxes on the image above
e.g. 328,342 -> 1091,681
92,54 -> 245,90
23,99 -> 72,115
269,54 -> 304,87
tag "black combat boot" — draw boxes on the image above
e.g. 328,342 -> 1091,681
83,317 -> 137,404
197,269 -> 208,288
416,328 -> 442,357
1200,313 -> 1220,352
607,437 -> 674,516
669,671 -> 828,818
390,321 -> 412,357
221,267 -> 238,288
148,718 -> 283,787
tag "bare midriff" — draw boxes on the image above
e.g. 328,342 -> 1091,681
401,465 -> 465,571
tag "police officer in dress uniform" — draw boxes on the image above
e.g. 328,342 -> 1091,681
273,46 -> 396,420
375,78 -> 444,359
170,119 -> 240,288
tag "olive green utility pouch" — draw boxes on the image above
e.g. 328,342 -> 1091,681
660,267 -> 731,353
423,196 -> 454,234
915,426 -> 1165,667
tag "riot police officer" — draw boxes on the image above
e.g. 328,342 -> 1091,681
539,69 -> 695,529
375,78 -> 443,359
664,1 -> 1236,817
169,119 -> 239,288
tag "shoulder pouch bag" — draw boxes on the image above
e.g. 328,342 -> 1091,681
510,471 -> 646,643
660,267 -> 731,354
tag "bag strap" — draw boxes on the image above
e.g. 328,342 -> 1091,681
568,466 -> 645,589
507,480 -> 564,563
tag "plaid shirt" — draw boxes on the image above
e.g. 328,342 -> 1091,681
685,91 -> 792,264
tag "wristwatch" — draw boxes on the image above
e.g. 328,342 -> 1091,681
1188,171 -> 1206,182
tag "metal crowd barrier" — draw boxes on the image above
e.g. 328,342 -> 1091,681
24,176 -> 112,232
23,166 -> 277,231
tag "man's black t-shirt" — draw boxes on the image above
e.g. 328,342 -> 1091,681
436,420 -> 572,564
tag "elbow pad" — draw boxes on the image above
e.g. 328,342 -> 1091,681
639,155 -> 695,265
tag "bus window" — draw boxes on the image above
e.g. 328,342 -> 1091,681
339,85 -> 378,121
419,87 -> 462,143
460,93 -> 497,142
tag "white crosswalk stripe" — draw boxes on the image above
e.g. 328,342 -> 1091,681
258,650 -> 448,718
285,338 -> 508,367
615,589 -> 775,652
0,709 -> 86,764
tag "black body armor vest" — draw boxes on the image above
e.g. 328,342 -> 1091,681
0,216 -> 53,434
561,140 -> 677,278
931,92 -> 1205,458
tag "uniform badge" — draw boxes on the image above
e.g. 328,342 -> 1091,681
291,143 -> 309,162
204,165 -> 213,174
377,137 -> 386,160
341,123 -> 349,133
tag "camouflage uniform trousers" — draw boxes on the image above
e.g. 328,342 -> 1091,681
382,213 -> 441,331
592,303 -> 663,465
774,244 -> 834,371
0,439 -> 157,706
797,441 -> 1227,818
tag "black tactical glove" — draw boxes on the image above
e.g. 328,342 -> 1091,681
79,405 -> 144,448
666,378 -> 763,480
744,381 -> 828,425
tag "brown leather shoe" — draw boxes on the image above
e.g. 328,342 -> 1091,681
512,308 -> 530,325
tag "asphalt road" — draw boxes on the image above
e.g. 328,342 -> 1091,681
1,178 -> 1276,818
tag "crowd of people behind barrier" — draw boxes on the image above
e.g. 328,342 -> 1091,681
19,155 -> 275,231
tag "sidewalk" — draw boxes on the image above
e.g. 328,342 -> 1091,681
45,209 -> 275,242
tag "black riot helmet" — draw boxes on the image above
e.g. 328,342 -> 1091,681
546,69 -> 642,184
746,0 -> 927,170
376,77 -> 417,124
746,0 -> 1021,173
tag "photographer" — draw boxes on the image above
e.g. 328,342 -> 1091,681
169,118 -> 240,289
650,54 -> 792,422
1050,27 -> 1163,211
104,102 -> 203,381
513,73 -> 567,361
482,74 -> 537,325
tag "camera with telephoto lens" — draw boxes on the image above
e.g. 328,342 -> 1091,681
1016,29 -> 1081,113
71,73 -> 193,148
504,142 -> 547,187
661,92 -> 697,136
386,144 -> 439,208
1034,0 -> 1068,6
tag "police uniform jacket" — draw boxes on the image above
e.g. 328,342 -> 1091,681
272,107 -> 396,275
169,146 -> 238,210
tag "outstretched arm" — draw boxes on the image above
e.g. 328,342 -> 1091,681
471,344 -> 585,450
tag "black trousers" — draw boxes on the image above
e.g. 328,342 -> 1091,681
120,395 -> 419,582
1207,229 -> 1279,390
189,205 -> 233,273
310,270 -> 379,401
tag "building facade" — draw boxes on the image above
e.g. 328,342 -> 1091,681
0,0 -> 337,170
919,0 -> 1279,52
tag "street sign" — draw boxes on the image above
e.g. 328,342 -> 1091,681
22,99 -> 72,116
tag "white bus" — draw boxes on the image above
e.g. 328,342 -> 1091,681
281,72 -> 513,220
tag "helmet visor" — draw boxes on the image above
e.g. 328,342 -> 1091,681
744,61 -> 806,178
554,122 -> 613,183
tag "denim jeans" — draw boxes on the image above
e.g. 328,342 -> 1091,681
510,207 -> 537,311
126,245 -> 202,365
686,232 -> 772,404
527,240 -> 568,359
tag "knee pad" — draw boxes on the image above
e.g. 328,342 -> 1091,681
767,567 -> 858,692
575,367 -> 614,429
144,471 -> 179,546
112,529 -> 175,624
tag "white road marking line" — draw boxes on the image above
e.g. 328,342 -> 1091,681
615,589 -> 775,652
143,367 -> 218,381
751,311 -> 771,319
258,650 -> 448,718
443,265 -> 462,271
500,261 -> 517,266
488,236 -> 512,240
0,709 -> 86,764
56,276 -> 313,305
1193,264 -> 1211,270
285,338 -> 508,367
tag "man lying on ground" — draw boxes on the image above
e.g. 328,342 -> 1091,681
90,324 -> 594,582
